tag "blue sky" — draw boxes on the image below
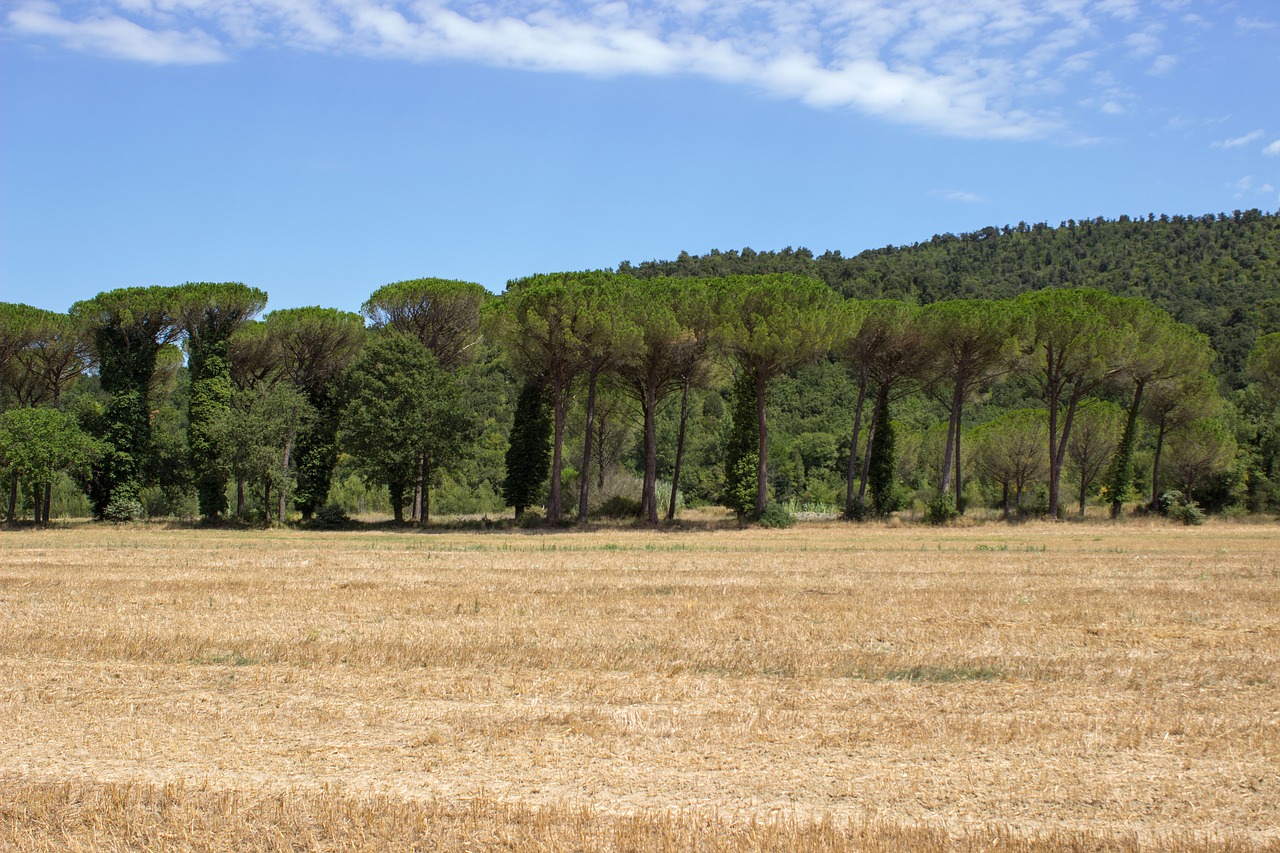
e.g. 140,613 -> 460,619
3,0 -> 1278,314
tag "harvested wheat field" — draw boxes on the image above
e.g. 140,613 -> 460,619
1,520 -> 1278,851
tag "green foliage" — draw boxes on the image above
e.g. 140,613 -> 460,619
262,308 -> 366,519
101,494 -> 144,524
595,494 -> 642,519
867,392 -> 901,517
722,371 -> 759,519
503,379 -> 552,518
310,502 -> 351,529
1158,490 -> 1206,525
0,406 -> 100,522
362,278 -> 488,370
340,332 -> 473,524
621,211 -> 1280,385
923,491 -> 959,525
72,286 -> 184,518
756,501 -> 795,528
178,282 -> 267,520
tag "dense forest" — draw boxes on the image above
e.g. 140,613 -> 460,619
2,211 -> 1278,527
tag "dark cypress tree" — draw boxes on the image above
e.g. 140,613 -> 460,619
502,380 -> 552,519
867,390 -> 899,517
722,371 -> 760,521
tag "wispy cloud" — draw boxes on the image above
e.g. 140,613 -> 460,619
1213,130 -> 1265,149
1,0 -> 1228,141
1265,140 -> 1280,157
9,0 -> 225,63
935,189 -> 986,203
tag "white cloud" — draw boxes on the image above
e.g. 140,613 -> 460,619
1213,130 -> 1265,149
1235,16 -> 1276,32
937,189 -> 986,203
1124,30 -> 1160,57
8,0 -> 225,63
1264,140 -> 1280,157
2,0 -> 1234,141
1100,100 -> 1124,115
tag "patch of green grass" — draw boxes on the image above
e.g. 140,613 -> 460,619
878,665 -> 1001,683
194,651 -> 255,666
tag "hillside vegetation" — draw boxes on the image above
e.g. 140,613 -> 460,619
620,209 -> 1280,386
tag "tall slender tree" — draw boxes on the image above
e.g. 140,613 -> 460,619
488,273 -> 599,522
262,308 -> 366,520
1104,304 -> 1210,517
178,283 -> 268,521
920,299 -> 1023,509
1015,288 -> 1131,519
614,278 -> 700,524
1067,400 -> 1125,516
502,379 -> 552,520
71,286 -> 182,518
362,278 -> 487,519
713,274 -> 839,515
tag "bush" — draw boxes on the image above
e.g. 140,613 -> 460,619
310,502 -> 350,529
756,502 -> 795,529
1159,490 -> 1206,526
843,500 -> 871,522
595,495 -> 642,520
101,495 -> 144,524
923,492 -> 959,526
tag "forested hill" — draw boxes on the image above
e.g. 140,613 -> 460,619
618,209 -> 1280,386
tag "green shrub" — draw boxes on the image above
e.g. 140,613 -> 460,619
1160,490 -> 1206,526
595,495 -> 642,520
311,502 -> 350,529
923,492 -> 959,526
756,502 -> 794,529
101,495 -> 144,524
843,500 -> 871,522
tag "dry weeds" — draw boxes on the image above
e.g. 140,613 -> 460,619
1,521 -> 1277,850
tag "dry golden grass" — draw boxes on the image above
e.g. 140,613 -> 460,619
1,520 -> 1278,850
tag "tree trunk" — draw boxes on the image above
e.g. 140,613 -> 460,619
640,389 -> 659,525
422,454 -> 432,525
8,477 -> 18,524
954,426 -> 965,514
596,411 -> 607,489
1047,396 -> 1061,520
413,453 -> 425,525
264,481 -> 271,525
1078,476 -> 1089,517
1110,381 -> 1144,518
755,370 -> 769,516
940,363 -> 966,494
548,376 -> 567,522
858,384 -> 887,503
236,478 -> 245,520
33,483 -> 44,524
667,374 -> 693,522
578,368 -> 600,524
278,434 -> 292,524
844,374 -> 868,515
390,478 -> 405,524
1050,394 -> 1082,520
42,481 -> 52,524
1001,482 -> 1010,519
1151,419 -> 1169,510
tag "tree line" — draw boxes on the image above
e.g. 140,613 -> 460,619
3,266 -> 1278,527
2,272 -> 1280,525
